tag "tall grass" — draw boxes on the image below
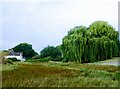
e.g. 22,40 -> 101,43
2,62 -> 119,87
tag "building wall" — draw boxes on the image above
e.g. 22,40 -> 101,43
5,55 -> 21,60
20,53 -> 23,59
5,55 -> 25,62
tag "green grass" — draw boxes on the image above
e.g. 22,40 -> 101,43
25,57 -> 49,62
2,61 -> 119,87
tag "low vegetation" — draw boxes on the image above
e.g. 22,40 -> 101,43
25,57 -> 50,62
2,61 -> 119,87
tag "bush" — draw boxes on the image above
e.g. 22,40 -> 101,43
51,57 -> 63,61
6,59 -> 13,64
7,58 -> 21,62
25,59 -> 36,62
25,57 -> 50,62
40,45 -> 62,58
32,55 -> 40,59
26,58 -> 33,60
39,57 -> 51,62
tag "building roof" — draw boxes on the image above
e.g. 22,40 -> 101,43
8,52 -> 22,56
7,49 -> 22,56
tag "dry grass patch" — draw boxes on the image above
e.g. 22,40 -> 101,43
2,62 -> 119,87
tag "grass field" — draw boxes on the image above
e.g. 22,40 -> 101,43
1,59 -> 120,87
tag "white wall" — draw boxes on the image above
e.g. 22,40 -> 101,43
5,55 -> 25,62
5,55 -> 21,59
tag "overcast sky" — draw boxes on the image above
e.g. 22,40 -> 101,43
0,0 -> 119,53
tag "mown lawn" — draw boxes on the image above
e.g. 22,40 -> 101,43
2,62 -> 119,87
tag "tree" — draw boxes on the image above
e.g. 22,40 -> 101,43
40,45 -> 62,59
89,21 -> 119,46
62,26 -> 88,63
62,21 -> 119,63
12,43 -> 38,58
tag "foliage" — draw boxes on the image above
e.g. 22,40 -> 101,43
6,59 -> 13,64
7,58 -> 20,62
32,55 -> 41,59
40,45 -> 62,60
12,43 -> 38,58
25,59 -> 36,62
25,57 -> 50,62
62,21 -> 119,63
51,56 -> 63,61
39,57 -> 51,62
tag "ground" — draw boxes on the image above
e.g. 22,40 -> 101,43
89,57 -> 119,66
1,57 -> 120,87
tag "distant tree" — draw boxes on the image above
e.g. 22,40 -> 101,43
56,44 -> 63,56
40,45 -> 62,59
12,43 -> 38,58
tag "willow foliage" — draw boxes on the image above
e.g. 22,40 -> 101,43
62,21 -> 119,63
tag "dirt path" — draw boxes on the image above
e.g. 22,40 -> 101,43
94,57 -> 119,66
49,57 -> 120,66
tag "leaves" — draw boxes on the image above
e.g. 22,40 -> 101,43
40,45 -> 62,59
12,43 -> 38,58
62,21 -> 119,63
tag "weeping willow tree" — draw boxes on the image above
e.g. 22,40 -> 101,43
62,21 -> 119,63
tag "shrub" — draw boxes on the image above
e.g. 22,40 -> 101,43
32,55 -> 40,59
25,59 -> 36,62
52,57 -> 63,61
40,45 -> 62,58
25,57 -> 50,62
7,58 -> 20,62
6,59 -> 13,64
26,58 -> 33,60
39,57 -> 51,62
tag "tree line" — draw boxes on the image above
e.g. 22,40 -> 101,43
2,20 -> 119,63
2,43 -> 62,61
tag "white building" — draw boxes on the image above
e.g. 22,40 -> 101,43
5,50 -> 25,62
